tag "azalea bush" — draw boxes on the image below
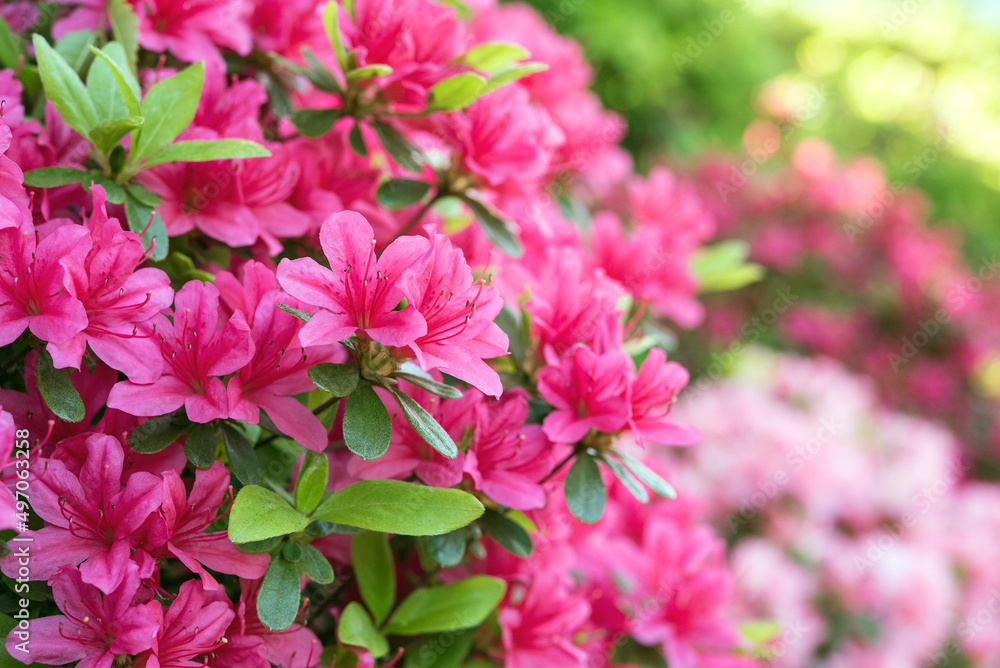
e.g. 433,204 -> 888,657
0,1 -> 765,667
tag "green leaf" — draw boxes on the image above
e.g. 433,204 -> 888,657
107,0 -> 140,75
343,383 -> 392,460
740,619 -> 782,644
351,532 -> 395,625
617,453 -> 676,499
283,541 -> 303,561
258,555 -> 302,631
184,423 -> 218,468
322,1 -> 349,70
86,42 -> 133,122
295,452 -> 329,515
349,122 -> 368,157
339,602 -> 389,658
384,576 -> 506,635
484,63 -> 548,92
463,42 -> 529,73
309,363 -> 359,397
300,543 -> 335,584
35,349 -> 85,423
22,167 -> 88,188
54,30 -> 95,75
427,73 -> 487,112
394,372 -> 462,399
123,191 -> 169,261
346,64 -> 393,82
374,121 -> 422,172
301,47 -> 343,93
424,530 -> 466,567
128,413 -> 187,454
479,509 -> 532,557
600,454 -> 649,504
692,240 -> 765,292
611,638 -> 669,668
223,425 -> 262,486
32,35 -> 98,139
565,452 -> 605,523
237,536 -> 283,554
404,629 -> 476,668
229,485 -> 310,543
85,173 -> 127,204
377,178 -> 431,209
0,17 -> 23,70
88,45 -> 141,116
138,139 -> 270,169
278,303 -> 313,322
462,195 -> 523,258
389,387 -> 458,459
126,182 -> 161,206
135,61 -> 204,162
290,108 -> 342,138
88,115 -> 143,154
313,480 -> 484,536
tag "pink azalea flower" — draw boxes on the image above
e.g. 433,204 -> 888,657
0,217 -> 89,348
135,580 -> 236,668
0,407 -> 18,531
0,1 -> 38,32
398,233 -> 508,397
349,383 -> 468,487
133,0 -> 254,62
47,186 -> 173,382
464,389 -> 553,510
277,211 -> 429,348
0,434 -> 163,594
536,345 -> 631,444
628,348 -> 700,446
154,462 -> 270,588
107,281 -> 255,423
0,118 -> 28,209
4,565 -> 159,668
50,0 -> 106,39
218,261 -> 335,451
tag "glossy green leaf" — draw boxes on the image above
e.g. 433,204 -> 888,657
374,121 -> 422,172
278,303 -> 313,322
86,43 -> 133,123
300,543 -> 335,584
376,178 -> 431,209
138,139 -> 270,169
339,602 -> 389,658
394,372 -> 462,399
565,452 -> 605,523
601,454 -> 649,504
184,422 -> 218,468
349,122 -> 368,157
484,62 -> 548,92
352,532 -> 395,625
223,425 -> 262,486
346,64 -> 393,82
290,108 -> 342,138
617,453 -> 676,499
54,30 -> 95,75
425,529 -> 466,567
384,576 -> 506,635
479,509 -> 532,557
343,383 -> 392,460
295,452 -> 329,515
32,35 -> 98,138
309,362 -> 359,397
283,541 -> 303,561
404,629 -> 475,668
389,387 -> 458,459
313,480 -> 484,536
228,485 -> 310,543
258,555 -> 301,631
128,413 -> 187,454
88,45 -> 141,116
427,73 -> 487,112
463,42 -> 529,73
22,167 -> 88,188
35,349 -> 85,423
89,115 -> 143,153
135,61 -> 204,162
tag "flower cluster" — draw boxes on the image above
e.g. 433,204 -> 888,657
669,349 -> 1000,667
0,1 -> 754,667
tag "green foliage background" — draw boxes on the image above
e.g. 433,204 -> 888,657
525,0 -> 1000,259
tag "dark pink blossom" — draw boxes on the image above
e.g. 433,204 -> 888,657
0,434 -> 162,594
133,0 -> 254,62
107,281 -> 254,423
277,210 -> 429,347
628,348 -> 700,446
4,565 -> 159,668
135,580 -> 236,668
0,407 -> 17,531
399,233 -> 508,397
48,186 -> 173,382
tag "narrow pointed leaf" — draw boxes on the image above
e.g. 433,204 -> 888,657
295,453 -> 329,515
389,387 -> 458,458
32,35 -> 97,138
88,45 -> 141,115
35,350 -> 86,423
139,139 -> 270,169
394,372 -> 462,399
135,61 -> 204,161
22,167 -> 88,188
352,532 -> 395,625
617,453 -> 677,499
565,452 -> 605,523
373,121 -> 422,172
462,195 -> 522,258
89,115 -> 143,153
